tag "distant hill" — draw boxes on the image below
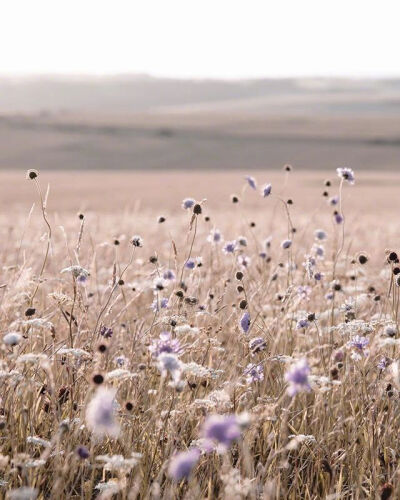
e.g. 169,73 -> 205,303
0,75 -> 400,115
0,75 -> 399,171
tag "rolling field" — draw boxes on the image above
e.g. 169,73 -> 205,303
1,167 -> 400,498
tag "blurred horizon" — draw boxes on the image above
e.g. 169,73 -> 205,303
1,74 -> 400,171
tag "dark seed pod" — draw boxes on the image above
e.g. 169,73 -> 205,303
193,204 -> 202,215
236,271 -> 244,281
92,374 -> 104,385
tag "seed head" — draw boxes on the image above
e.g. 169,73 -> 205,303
26,169 -> 39,180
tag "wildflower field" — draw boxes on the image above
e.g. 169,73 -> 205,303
1,167 -> 400,499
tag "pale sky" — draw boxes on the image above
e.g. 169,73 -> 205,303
1,0 -> 400,79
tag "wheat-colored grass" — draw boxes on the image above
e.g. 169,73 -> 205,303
0,169 -> 399,499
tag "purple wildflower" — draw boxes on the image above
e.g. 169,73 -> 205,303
244,363 -> 264,383
149,332 -> 182,358
168,448 -> 200,481
157,352 -> 182,382
99,326 -> 113,338
85,387 -> 120,438
163,269 -> 176,281
329,195 -> 339,206
207,228 -> 223,244
281,239 -> 292,249
201,414 -> 241,450
297,285 -> 311,301
76,446 -> 90,459
314,229 -> 327,241
334,212 -> 344,224
313,244 -> 324,258
245,175 -> 257,190
150,297 -> 168,312
314,272 -> 323,281
249,337 -> 267,355
378,356 -> 391,371
336,167 -> 355,185
296,318 -> 309,329
240,312 -> 251,333
285,359 -> 311,397
261,183 -> 272,197
223,240 -> 237,254
182,198 -> 195,210
348,335 -> 369,352
185,259 -> 196,270
77,274 -> 88,284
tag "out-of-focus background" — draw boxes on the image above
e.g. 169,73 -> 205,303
1,76 -> 400,171
1,0 -> 400,212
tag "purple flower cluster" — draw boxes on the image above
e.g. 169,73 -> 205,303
285,359 -> 311,397
240,312 -> 251,333
149,331 -> 182,358
244,363 -> 264,383
201,414 -> 241,450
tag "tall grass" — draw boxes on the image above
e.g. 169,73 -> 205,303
0,168 -> 397,499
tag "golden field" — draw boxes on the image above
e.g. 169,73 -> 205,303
0,167 -> 400,499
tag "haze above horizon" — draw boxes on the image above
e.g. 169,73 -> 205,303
2,0 -> 400,79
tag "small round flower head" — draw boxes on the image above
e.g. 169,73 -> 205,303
150,297 -> 168,312
281,239 -> 292,249
99,326 -> 113,338
131,235 -> 143,247
314,229 -> 327,241
237,236 -> 248,247
249,337 -> 267,355
237,255 -> 251,268
285,358 -> 311,396
378,356 -> 392,371
168,448 -> 200,481
329,195 -> 339,206
201,414 -> 241,450
3,332 -> 22,346
245,175 -> 257,190
163,269 -> 176,281
240,311 -> 251,333
244,363 -> 264,383
26,169 -> 39,180
185,259 -> 196,270
85,387 -> 120,438
261,183 -> 272,197
149,331 -> 182,358
223,240 -> 237,254
182,198 -> 195,210
296,318 -> 309,329
156,352 -> 182,382
297,285 -> 312,301
333,211 -> 343,224
207,228 -> 223,244
76,445 -> 90,459
115,354 -> 128,367
336,167 -> 355,185
384,324 -> 397,338
348,335 -> 369,353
